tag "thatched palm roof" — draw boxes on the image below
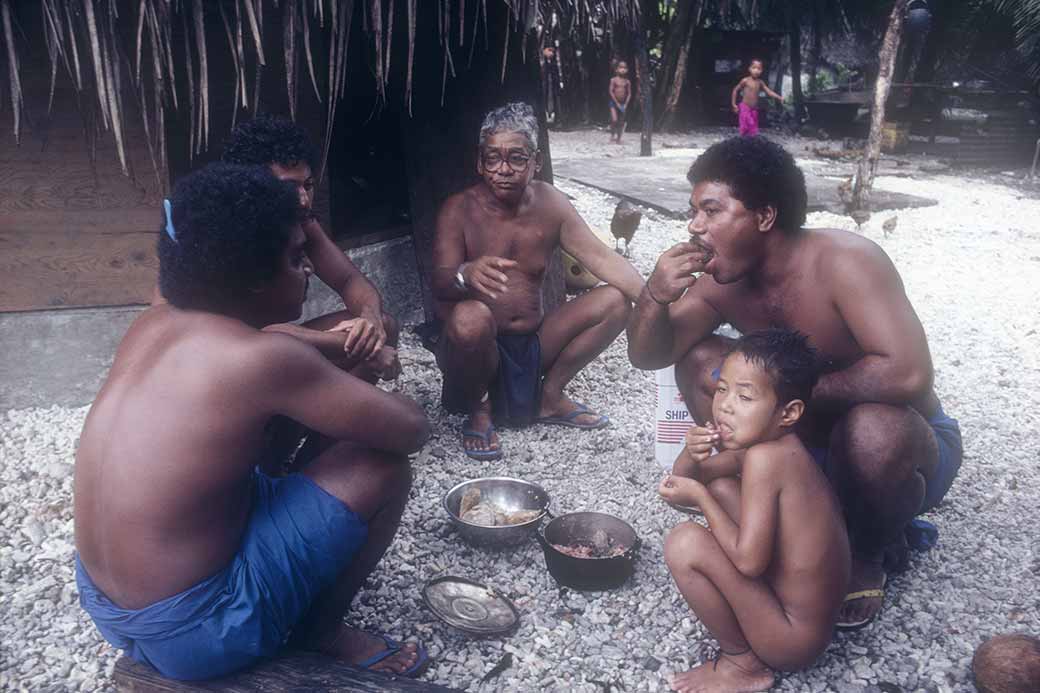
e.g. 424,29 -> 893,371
0,0 -> 638,185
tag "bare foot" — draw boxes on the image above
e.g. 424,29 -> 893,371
462,403 -> 500,457
320,624 -> 421,675
670,651 -> 775,692
837,555 -> 886,628
539,394 -> 608,428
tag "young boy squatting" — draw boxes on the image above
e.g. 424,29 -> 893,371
659,329 -> 850,693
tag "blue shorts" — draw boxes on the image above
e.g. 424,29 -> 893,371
76,472 -> 367,680
441,331 -> 543,427
489,333 -> 542,427
809,404 -> 963,514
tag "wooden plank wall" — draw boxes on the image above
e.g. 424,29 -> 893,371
0,6 -> 163,312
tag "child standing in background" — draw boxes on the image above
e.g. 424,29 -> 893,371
731,59 -> 782,136
608,61 -> 632,144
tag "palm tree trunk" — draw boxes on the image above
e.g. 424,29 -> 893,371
788,4 -> 804,119
659,1 -> 701,131
851,0 -> 909,212
633,11 -> 653,156
809,0 -> 822,95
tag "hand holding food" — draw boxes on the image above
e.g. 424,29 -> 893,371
645,241 -> 711,304
658,474 -> 705,508
684,422 -> 720,463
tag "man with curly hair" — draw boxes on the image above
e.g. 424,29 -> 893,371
432,102 -> 645,460
627,136 -> 962,638
220,114 -> 399,382
76,164 -> 431,681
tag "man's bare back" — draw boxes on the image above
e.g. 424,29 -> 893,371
76,307 -> 287,608
76,163 -> 431,679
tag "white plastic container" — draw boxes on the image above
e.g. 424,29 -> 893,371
655,365 -> 695,472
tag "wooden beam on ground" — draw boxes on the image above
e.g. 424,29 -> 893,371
113,654 -> 462,692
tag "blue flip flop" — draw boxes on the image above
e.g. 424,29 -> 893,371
537,403 -> 610,430
461,423 -> 503,461
356,633 -> 430,678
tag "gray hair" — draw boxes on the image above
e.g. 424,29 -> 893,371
479,102 -> 539,151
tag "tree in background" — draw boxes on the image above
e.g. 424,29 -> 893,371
851,0 -> 910,212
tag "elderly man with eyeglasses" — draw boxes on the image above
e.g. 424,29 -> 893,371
431,102 -> 645,460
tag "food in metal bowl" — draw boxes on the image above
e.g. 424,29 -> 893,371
458,487 -> 543,527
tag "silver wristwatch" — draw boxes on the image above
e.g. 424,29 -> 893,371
454,265 -> 467,291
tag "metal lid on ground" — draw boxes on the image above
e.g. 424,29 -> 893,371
422,576 -> 519,636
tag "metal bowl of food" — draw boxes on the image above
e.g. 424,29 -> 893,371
443,477 -> 550,548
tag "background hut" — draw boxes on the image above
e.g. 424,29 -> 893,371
0,0 -> 639,312
0,0 -> 638,408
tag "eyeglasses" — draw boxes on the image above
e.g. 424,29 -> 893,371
481,149 -> 534,173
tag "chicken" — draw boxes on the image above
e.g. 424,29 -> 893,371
610,200 -> 642,256
882,215 -> 898,237
850,209 -> 871,230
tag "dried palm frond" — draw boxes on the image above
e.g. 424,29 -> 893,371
5,0 -> 641,186
1,0 -> 22,142
192,0 -> 209,151
405,0 -> 415,113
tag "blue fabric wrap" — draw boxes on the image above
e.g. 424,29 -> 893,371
919,405 -> 963,513
808,404 -> 962,551
490,333 -> 542,427
76,472 -> 367,680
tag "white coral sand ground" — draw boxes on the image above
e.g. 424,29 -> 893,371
1,128 -> 1038,692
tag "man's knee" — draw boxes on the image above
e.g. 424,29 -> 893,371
306,444 -> 411,519
676,340 -> 726,397
444,301 -> 496,349
831,403 -> 929,489
599,285 -> 631,326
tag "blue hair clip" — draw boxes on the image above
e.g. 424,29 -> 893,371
163,198 -> 177,242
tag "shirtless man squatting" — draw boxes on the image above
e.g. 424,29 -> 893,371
221,114 -> 401,383
433,102 -> 645,460
628,136 -> 962,630
75,164 -> 430,680
660,329 -> 850,692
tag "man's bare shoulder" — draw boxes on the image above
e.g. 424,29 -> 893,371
528,179 -> 568,206
803,228 -> 897,278
126,307 -> 311,385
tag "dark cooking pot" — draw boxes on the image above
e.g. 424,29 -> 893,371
536,511 -> 641,591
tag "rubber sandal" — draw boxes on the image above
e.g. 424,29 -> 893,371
537,403 -> 610,430
836,574 -> 887,631
357,633 -> 430,678
461,423 -> 503,461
